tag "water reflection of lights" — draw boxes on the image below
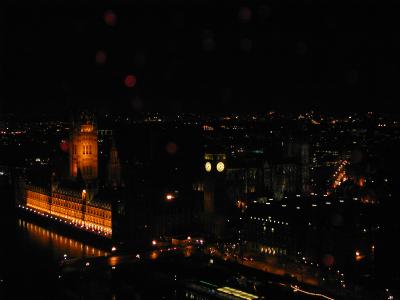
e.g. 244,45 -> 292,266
150,251 -> 158,260
108,256 -> 121,267
18,219 -> 108,259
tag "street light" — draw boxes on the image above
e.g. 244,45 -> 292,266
355,250 -> 363,261
165,193 -> 175,201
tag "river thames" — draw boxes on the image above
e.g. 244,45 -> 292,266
0,186 -> 109,299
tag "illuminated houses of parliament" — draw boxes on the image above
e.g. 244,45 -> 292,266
24,114 -> 113,237
25,186 -> 112,236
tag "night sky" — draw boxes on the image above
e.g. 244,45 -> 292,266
3,1 -> 400,114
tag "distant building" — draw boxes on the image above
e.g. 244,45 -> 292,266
198,139 -> 311,236
264,139 -> 310,200
107,139 -> 122,187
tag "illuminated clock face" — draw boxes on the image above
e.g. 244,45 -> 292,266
205,162 -> 212,172
216,162 -> 225,172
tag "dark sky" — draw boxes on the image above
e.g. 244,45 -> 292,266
3,1 -> 400,114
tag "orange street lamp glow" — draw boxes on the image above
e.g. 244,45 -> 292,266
355,250 -> 363,261
165,193 -> 175,201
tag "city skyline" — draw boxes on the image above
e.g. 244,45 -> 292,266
2,108 -> 400,299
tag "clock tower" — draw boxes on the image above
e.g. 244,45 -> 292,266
203,153 -> 226,213
69,112 -> 98,182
